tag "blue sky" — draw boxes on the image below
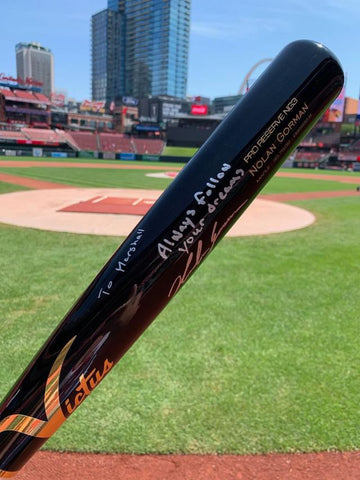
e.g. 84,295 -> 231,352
1,0 -> 359,100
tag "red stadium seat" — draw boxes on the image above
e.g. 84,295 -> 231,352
294,151 -> 323,161
0,89 -> 18,100
13,90 -> 39,103
0,130 -> 27,140
132,138 -> 164,154
99,133 -> 133,152
22,128 -> 61,144
55,129 -> 80,151
33,93 -> 51,105
69,132 -> 99,151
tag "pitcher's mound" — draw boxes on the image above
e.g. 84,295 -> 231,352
0,188 -> 315,237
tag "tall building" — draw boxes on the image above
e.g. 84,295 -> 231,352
91,0 -> 191,101
92,9 -> 126,102
15,42 -> 54,97
107,0 -> 125,10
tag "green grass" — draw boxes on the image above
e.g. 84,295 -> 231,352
292,168 -> 360,176
162,146 -> 198,157
0,165 -> 358,193
261,176 -> 358,193
0,163 -> 359,455
0,181 -> 29,194
0,166 -> 178,190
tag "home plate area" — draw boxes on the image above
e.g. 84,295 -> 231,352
0,187 -> 315,237
59,195 -> 156,216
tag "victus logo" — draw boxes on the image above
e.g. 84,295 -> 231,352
0,337 -> 76,441
0,337 -> 114,440
64,358 -> 114,414
0,337 -> 114,477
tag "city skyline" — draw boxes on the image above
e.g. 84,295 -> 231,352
1,1 -> 360,101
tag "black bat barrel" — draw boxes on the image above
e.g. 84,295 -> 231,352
0,40 -> 344,477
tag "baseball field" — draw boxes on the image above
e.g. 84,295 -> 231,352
0,155 -> 359,479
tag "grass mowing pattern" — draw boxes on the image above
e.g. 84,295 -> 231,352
0,154 -> 360,177
0,166 -> 175,190
0,165 -> 358,193
0,195 -> 359,454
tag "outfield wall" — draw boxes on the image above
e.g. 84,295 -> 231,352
0,147 -> 192,163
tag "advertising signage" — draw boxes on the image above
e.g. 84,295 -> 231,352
135,124 -> 160,132
122,96 -> 138,106
191,104 -> 208,115
50,92 -> 66,108
0,73 -> 43,87
80,100 -> 106,114
322,87 -> 345,122
162,102 -> 183,118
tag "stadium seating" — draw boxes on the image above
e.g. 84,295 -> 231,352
132,138 -> 164,154
69,131 -> 99,151
99,133 -> 133,152
302,132 -> 340,148
0,89 -> 18,100
316,132 -> 341,146
13,90 -> 39,103
0,89 -> 50,105
0,126 -> 165,154
55,129 -> 80,151
22,128 -> 60,144
0,130 -> 27,140
348,139 -> 360,150
338,150 -> 360,161
294,151 -> 324,161
34,93 -> 51,105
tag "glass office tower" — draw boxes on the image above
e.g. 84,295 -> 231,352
125,0 -> 190,98
107,0 -> 125,11
92,0 -> 191,100
92,8 -> 125,102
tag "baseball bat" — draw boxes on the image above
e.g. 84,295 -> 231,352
0,40 -> 343,477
